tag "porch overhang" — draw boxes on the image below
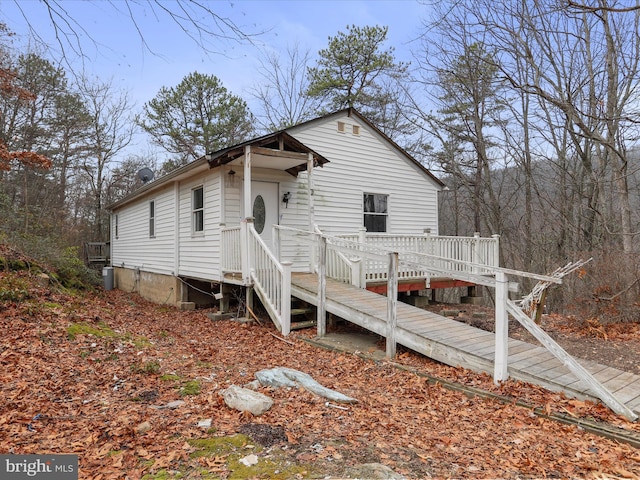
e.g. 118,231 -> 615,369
206,131 -> 328,176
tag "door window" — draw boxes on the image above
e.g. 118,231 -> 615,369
253,195 -> 266,233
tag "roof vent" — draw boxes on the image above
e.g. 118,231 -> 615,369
337,121 -> 346,133
352,125 -> 360,136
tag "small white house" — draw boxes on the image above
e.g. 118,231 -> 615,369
109,108 -> 449,312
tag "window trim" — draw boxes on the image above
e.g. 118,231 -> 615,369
363,192 -> 389,233
149,200 -> 155,238
192,185 -> 204,235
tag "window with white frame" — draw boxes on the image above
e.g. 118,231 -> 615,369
192,186 -> 204,233
363,193 -> 388,232
114,214 -> 119,239
149,200 -> 155,237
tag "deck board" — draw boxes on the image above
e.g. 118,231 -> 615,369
291,272 -> 640,417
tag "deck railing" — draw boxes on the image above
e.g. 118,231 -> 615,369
334,230 -> 500,284
247,222 -> 291,335
221,225 -> 242,273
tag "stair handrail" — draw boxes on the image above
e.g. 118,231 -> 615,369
247,223 -> 291,335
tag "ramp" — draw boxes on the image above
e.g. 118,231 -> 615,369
291,272 -> 640,417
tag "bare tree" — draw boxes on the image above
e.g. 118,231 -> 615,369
9,1 -> 263,65
251,44 -> 320,131
76,77 -> 135,240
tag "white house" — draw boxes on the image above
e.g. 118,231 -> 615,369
109,109 -> 491,321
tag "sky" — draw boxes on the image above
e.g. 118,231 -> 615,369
1,0 -> 428,105
0,0 -> 431,158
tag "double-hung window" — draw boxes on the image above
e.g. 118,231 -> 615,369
192,186 -> 204,233
363,193 -> 388,232
149,201 -> 155,237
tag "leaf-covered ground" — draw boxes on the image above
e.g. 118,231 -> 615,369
1,271 -> 639,479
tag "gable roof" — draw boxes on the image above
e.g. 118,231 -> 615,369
285,108 -> 445,188
109,108 -> 442,210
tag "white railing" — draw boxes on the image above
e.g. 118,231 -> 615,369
221,225 -> 241,273
247,223 -> 291,335
334,230 -> 500,284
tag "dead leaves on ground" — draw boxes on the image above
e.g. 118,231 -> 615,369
1,274 -> 639,479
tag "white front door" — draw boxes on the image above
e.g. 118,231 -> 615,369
250,181 -> 279,249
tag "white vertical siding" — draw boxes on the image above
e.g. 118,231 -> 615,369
288,112 -> 440,236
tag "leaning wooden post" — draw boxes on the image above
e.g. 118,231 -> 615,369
386,251 -> 399,359
281,261 -> 292,336
317,234 -> 327,337
494,270 -> 509,382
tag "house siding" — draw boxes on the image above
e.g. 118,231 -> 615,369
177,171 -> 222,279
111,184 -> 176,275
288,111 -> 440,236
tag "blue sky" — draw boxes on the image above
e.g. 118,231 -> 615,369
1,0 -> 429,109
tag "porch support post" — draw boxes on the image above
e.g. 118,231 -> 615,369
494,270 -> 509,382
308,153 -> 316,272
281,261 -> 292,336
386,251 -> 398,359
317,234 -> 327,337
240,220 -> 249,284
241,146 -> 252,285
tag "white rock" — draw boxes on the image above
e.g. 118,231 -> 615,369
239,454 -> 259,467
220,385 -> 273,415
197,419 -> 212,428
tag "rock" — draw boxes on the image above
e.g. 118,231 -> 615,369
197,418 -> 212,428
255,367 -> 358,404
36,273 -> 50,287
135,421 -> 152,434
346,463 -> 406,479
239,454 -> 259,467
220,385 -> 273,415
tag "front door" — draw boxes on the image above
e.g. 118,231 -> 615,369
251,181 -> 279,249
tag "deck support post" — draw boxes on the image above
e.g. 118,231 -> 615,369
245,286 -> 254,320
317,235 -> 327,337
358,227 -> 367,288
494,270 -> 509,383
281,261 -> 292,336
386,251 -> 399,359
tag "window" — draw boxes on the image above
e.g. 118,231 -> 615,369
114,214 -> 119,239
192,186 -> 204,233
363,193 -> 388,232
352,125 -> 360,135
149,201 -> 155,237
337,121 -> 346,133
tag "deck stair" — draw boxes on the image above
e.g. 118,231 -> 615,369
290,272 -> 640,418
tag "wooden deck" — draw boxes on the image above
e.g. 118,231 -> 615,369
291,272 -> 640,416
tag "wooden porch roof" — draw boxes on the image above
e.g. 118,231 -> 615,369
206,131 -> 329,176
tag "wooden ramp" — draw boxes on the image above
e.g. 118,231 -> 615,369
291,273 -> 640,416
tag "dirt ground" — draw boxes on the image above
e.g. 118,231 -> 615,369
2,272 -> 640,479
